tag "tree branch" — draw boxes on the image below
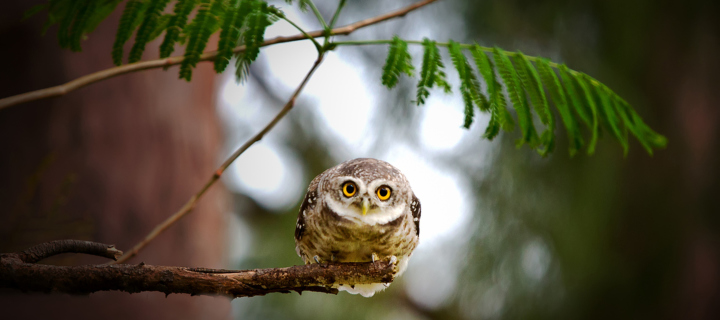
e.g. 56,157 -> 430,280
0,242 -> 396,298
0,0 -> 438,111
18,240 -> 122,263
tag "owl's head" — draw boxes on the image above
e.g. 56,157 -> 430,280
319,158 -> 412,225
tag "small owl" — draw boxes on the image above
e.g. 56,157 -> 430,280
294,158 -> 421,297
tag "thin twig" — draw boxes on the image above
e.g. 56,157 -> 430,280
1,242 -> 396,298
18,240 -> 122,263
0,0 -> 439,111
114,53 -> 325,264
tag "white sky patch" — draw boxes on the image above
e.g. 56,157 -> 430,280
224,143 -> 304,211
420,94 -> 467,150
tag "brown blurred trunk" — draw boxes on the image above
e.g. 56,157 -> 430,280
0,2 -> 230,319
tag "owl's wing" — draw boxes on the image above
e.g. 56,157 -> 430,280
294,187 -> 317,242
411,193 -> 421,236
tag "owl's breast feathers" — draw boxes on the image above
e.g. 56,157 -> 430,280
295,191 -> 420,263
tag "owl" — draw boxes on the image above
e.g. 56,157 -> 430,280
294,158 -> 421,297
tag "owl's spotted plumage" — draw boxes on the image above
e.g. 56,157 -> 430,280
294,158 -> 421,297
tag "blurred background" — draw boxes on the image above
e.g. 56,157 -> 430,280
1,0 -> 719,319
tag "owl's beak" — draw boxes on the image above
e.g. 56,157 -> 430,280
361,198 -> 370,216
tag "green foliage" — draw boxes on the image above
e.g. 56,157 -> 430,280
179,0 -> 225,81
448,40 -> 485,128
128,0 -> 171,63
471,45 -> 514,139
381,36 -> 415,89
215,0 -> 252,73
159,0 -> 199,58
284,0 -> 310,12
112,0 -> 147,65
27,0 -> 123,52
28,1 -> 665,156
376,37 -> 665,155
493,47 -> 539,148
416,38 -> 451,106
233,1 -> 278,83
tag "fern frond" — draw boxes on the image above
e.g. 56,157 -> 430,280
470,45 -> 514,139
382,36 -> 414,89
592,79 -> 628,155
179,0 -> 225,81
514,52 -> 555,155
129,0 -> 172,63
112,0 -> 147,66
233,1 -> 277,83
566,69 -> 600,154
68,0 -> 98,52
147,14 -> 173,42
449,41 -> 487,128
284,0 -> 309,12
159,0 -> 199,58
493,48 -> 539,148
558,65 -> 592,128
216,0 -> 255,73
57,0 -> 82,50
536,58 -> 583,156
415,39 -> 451,106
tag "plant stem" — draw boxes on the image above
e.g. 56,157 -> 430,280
306,0 -> 328,30
328,0 -> 346,29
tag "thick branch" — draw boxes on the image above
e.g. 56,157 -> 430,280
0,252 -> 395,297
18,240 -> 122,263
0,0 -> 438,111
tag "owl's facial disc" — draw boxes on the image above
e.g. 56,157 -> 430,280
324,176 -> 406,225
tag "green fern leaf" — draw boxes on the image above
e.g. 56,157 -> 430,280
215,1 -> 252,73
536,59 -> 583,156
234,1 -> 277,83
558,65 -> 592,128
112,0 -> 147,66
449,41 -> 484,128
592,80 -> 628,155
415,39 -> 451,106
382,36 -> 414,89
179,0 -> 224,81
514,53 -> 555,155
493,48 -> 539,147
470,45 -> 514,138
57,0 -> 82,49
68,0 -> 97,52
129,0 -> 171,63
159,0 -> 199,58
284,0 -> 309,12
570,71 -> 600,154
147,14 -> 173,42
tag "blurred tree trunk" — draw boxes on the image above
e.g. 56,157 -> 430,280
0,2 -> 230,319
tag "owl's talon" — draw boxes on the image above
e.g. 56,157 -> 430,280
313,255 -> 321,264
389,255 -> 398,266
371,253 -> 379,263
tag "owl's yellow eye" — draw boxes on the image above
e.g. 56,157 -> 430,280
376,186 -> 392,201
342,181 -> 357,197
